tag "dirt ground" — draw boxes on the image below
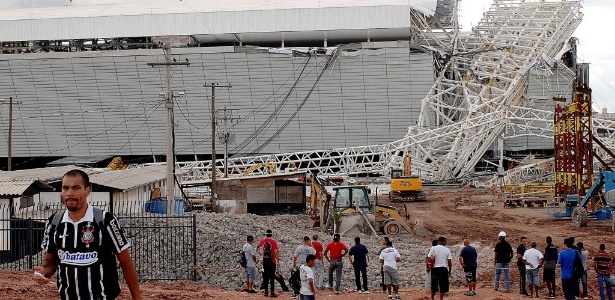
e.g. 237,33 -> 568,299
2,187 -> 614,299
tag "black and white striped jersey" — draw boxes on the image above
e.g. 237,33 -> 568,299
41,205 -> 131,300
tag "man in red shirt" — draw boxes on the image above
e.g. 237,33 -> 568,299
257,229 -> 280,295
311,234 -> 325,289
324,233 -> 348,294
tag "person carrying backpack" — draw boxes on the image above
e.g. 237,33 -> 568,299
33,169 -> 141,300
258,229 -> 279,297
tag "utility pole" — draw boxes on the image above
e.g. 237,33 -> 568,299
1,97 -> 21,171
147,43 -> 189,215
205,83 -> 231,210
219,106 -> 239,178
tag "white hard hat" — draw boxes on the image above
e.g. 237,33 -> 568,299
498,231 -> 507,237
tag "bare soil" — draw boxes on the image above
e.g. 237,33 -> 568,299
3,187 -> 614,299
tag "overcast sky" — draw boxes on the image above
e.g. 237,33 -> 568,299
2,0 -> 613,111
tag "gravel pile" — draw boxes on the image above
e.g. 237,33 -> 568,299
125,212 -> 496,291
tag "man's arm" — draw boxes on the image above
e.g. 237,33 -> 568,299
309,277 -> 315,294
117,249 -> 142,300
33,253 -> 57,284
324,248 -> 330,262
293,256 -> 298,268
447,258 -> 452,276
458,256 -> 464,267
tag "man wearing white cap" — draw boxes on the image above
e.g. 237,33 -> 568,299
493,231 -> 514,293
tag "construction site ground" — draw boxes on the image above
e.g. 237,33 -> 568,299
2,186 -> 614,299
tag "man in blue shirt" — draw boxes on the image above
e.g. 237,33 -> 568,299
459,239 -> 478,296
348,236 -> 369,294
558,237 -> 581,300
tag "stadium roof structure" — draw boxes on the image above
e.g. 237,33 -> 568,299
0,0 -> 451,45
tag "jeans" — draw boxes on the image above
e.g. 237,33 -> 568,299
597,273 -> 613,300
579,270 -> 588,298
518,264 -> 526,292
494,263 -> 510,291
312,259 -> 325,288
300,295 -> 315,300
263,263 -> 276,294
562,278 -> 577,300
328,259 -> 343,291
354,267 -> 368,291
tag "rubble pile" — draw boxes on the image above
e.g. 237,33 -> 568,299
128,212 -> 495,291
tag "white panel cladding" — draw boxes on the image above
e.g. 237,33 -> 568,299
0,4 -> 425,42
0,47 -> 434,158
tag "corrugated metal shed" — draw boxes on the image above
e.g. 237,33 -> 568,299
0,179 -> 54,197
0,0 -> 437,42
89,165 -> 171,191
0,166 -> 100,183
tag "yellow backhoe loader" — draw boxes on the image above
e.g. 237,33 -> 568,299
309,174 -> 418,236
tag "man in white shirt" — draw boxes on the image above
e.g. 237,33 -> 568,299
522,241 -> 544,298
300,254 -> 317,300
379,241 -> 402,300
427,237 -> 452,300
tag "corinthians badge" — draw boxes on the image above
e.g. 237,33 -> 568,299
81,222 -> 96,247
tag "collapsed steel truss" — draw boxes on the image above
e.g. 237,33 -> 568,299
136,0 -> 589,183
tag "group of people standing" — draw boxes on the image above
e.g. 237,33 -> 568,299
241,231 -> 403,299
493,232 -> 613,300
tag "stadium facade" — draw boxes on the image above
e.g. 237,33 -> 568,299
0,0 -> 572,169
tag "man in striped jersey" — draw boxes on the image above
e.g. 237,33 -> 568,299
593,244 -> 613,300
33,169 -> 141,300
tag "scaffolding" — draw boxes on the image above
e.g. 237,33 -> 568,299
553,64 -> 593,200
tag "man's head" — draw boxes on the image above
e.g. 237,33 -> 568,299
386,241 -> 393,247
438,236 -> 447,246
577,242 -> 584,250
498,231 -> 506,241
432,239 -> 438,247
546,236 -> 552,244
266,229 -> 273,237
530,241 -> 537,248
564,238 -> 573,248
305,254 -> 316,267
600,243 -> 606,250
312,234 -> 319,241
520,236 -> 527,246
354,237 -> 361,245
61,169 -> 91,212
303,236 -> 311,244
333,233 -> 341,241
381,236 -> 390,245
463,239 -> 470,246
247,235 -> 254,244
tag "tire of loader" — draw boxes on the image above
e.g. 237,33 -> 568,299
572,207 -> 588,227
384,221 -> 401,235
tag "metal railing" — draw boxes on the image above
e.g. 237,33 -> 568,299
0,202 -> 197,282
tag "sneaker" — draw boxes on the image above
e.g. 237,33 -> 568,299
471,291 -> 477,296
464,291 -> 473,296
395,294 -> 401,300
357,290 -> 363,294
335,290 -> 340,295
270,293 -> 278,298
247,289 -> 257,293
363,290 -> 370,294
584,297 -> 588,300
387,296 -> 393,300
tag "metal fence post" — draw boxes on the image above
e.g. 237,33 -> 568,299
27,218 -> 33,270
192,214 -> 197,281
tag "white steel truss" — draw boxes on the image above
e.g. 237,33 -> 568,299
133,1 -> 586,183
389,0 -> 583,182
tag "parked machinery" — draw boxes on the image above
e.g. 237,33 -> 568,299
389,152 -> 426,202
309,174 -> 416,235
549,171 -> 615,227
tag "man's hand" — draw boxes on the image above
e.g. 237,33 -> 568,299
33,266 -> 50,285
